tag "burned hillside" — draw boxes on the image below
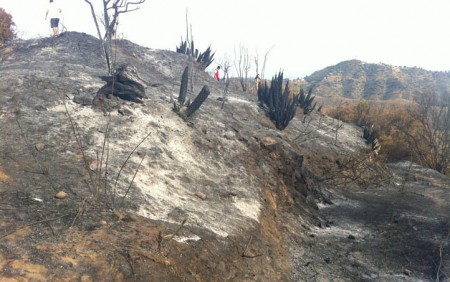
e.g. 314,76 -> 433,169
0,32 -> 448,281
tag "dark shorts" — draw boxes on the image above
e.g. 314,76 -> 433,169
50,18 -> 60,28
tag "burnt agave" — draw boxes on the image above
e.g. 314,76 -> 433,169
185,85 -> 210,118
178,66 -> 189,104
176,39 -> 215,70
258,72 -> 298,130
173,66 -> 210,119
298,88 -> 316,114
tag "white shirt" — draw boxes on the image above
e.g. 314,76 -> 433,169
47,3 -> 61,19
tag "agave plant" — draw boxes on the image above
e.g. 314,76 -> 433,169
176,39 -> 215,70
185,86 -> 210,118
298,88 -> 316,114
258,72 -> 298,130
173,66 -> 210,119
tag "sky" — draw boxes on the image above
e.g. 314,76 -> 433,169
1,0 -> 450,78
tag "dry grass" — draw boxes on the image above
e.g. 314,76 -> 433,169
0,169 -> 10,182
322,98 -> 450,173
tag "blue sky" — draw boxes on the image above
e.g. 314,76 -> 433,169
2,0 -> 450,78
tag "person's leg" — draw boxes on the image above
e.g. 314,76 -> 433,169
50,19 -> 60,36
50,19 -> 56,36
54,19 -> 60,36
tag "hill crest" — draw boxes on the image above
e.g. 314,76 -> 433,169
304,59 -> 450,100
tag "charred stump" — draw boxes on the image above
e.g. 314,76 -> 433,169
95,64 -> 147,104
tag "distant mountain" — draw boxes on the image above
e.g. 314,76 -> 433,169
304,60 -> 450,101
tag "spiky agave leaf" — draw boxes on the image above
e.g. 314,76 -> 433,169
178,66 -> 189,105
185,85 -> 210,118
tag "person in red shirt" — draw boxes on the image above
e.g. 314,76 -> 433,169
214,66 -> 221,80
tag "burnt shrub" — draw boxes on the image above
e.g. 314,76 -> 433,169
0,8 -> 15,45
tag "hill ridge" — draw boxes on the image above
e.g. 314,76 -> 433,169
304,59 -> 450,100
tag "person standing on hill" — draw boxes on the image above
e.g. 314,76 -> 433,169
255,73 -> 261,92
45,0 -> 62,37
214,66 -> 221,81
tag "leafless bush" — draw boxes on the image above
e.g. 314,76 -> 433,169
234,44 -> 251,92
319,153 -> 391,188
217,55 -> 232,108
294,114 -> 330,144
64,102 -> 149,212
83,0 -> 146,74
391,93 -> 450,174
